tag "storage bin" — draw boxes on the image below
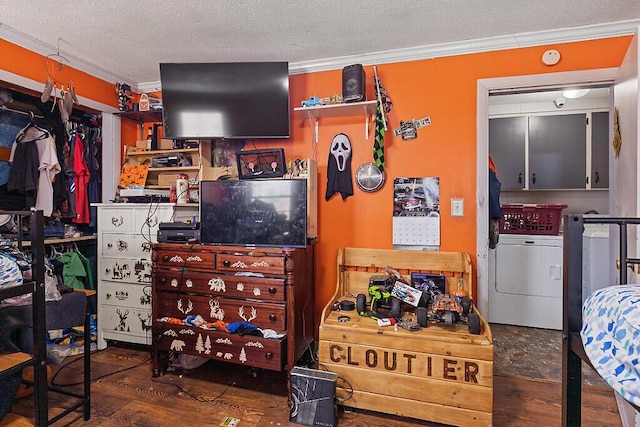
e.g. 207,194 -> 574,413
499,204 -> 567,235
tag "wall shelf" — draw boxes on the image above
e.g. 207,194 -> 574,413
294,100 -> 378,142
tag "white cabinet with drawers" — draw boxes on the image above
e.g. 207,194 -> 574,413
95,203 -> 175,349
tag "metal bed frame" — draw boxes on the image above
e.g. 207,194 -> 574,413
1,209 -> 91,425
562,214 -> 640,426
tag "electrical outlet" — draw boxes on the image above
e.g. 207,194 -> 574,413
451,198 -> 464,217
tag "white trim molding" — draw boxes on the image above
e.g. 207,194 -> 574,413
3,19 -> 639,93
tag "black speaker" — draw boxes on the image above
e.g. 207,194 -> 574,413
342,64 -> 366,103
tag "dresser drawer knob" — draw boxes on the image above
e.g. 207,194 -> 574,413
162,255 -> 170,261
160,278 -> 166,284
268,287 -> 277,294
265,352 -> 273,359
269,314 -> 276,321
107,243 -> 113,248
223,260 -> 231,267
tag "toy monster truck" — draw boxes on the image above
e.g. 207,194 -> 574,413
416,294 -> 481,335
356,275 -> 402,319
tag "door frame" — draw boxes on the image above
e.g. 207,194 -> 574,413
475,68 -> 619,316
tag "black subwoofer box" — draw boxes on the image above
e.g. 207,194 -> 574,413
342,64 -> 366,103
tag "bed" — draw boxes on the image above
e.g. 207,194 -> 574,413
562,214 -> 640,426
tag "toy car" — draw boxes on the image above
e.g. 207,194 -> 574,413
301,96 -> 322,107
356,275 -> 402,318
416,294 -> 481,334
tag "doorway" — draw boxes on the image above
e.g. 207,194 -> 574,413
475,68 -> 618,317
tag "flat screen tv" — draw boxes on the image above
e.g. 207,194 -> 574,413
200,179 -> 307,248
160,62 -> 290,139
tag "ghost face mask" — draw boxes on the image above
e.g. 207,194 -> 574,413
330,133 -> 352,172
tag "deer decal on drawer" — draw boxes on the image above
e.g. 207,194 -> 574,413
138,313 -> 152,331
238,305 -> 257,323
209,299 -> 225,320
177,298 -> 193,315
115,309 -> 130,331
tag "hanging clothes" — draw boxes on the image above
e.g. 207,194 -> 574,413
75,247 -> 94,290
7,124 -> 61,216
72,132 -> 90,224
85,126 -> 102,227
57,250 -> 87,290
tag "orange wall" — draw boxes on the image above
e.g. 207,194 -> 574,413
0,39 -> 116,107
251,36 -> 632,325
3,35 -> 632,329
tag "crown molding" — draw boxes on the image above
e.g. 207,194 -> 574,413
3,19 -> 638,92
0,24 -> 138,90
287,19 -> 640,75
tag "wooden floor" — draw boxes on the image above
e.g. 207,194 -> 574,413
9,344 -> 622,427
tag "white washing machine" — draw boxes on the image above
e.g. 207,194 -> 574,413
582,223 -> 612,301
489,234 -> 564,330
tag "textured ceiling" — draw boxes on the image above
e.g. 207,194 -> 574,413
1,0 -> 639,86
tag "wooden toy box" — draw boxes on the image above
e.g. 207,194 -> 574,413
318,248 -> 493,426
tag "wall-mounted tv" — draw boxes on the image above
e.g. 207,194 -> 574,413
160,62 -> 290,139
200,179 -> 307,248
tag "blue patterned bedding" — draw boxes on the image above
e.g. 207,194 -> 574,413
582,285 -> 640,406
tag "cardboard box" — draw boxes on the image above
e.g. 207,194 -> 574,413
290,367 -> 337,427
135,140 -> 149,150
159,139 -> 174,150
158,173 -> 180,187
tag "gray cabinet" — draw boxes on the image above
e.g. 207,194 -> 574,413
490,112 -> 607,190
529,114 -> 586,189
591,111 -> 609,189
489,117 -> 526,190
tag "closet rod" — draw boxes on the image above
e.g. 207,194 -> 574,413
0,106 -> 44,120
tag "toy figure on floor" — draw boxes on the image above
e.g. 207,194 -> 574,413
325,133 -> 353,201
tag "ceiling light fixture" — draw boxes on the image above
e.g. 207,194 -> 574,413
562,89 -> 590,99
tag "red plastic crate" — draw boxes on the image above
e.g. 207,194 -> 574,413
499,204 -> 567,235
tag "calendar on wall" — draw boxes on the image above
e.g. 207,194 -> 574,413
392,177 -> 440,247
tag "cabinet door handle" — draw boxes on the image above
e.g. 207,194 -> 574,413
532,173 -> 536,185
518,172 -> 522,184
265,352 -> 273,359
223,260 -> 231,267
107,243 -> 113,248
595,171 -> 600,183
268,287 -> 277,294
269,314 -> 276,321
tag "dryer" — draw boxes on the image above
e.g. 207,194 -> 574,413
489,234 -> 563,330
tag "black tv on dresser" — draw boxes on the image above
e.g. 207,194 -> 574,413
199,179 -> 307,248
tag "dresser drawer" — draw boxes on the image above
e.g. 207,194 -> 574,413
217,253 -> 285,276
155,293 -> 286,331
100,304 -> 153,338
100,281 -> 152,310
153,323 -> 284,371
99,207 -> 137,233
155,248 -> 216,270
135,207 -> 174,239
101,233 -> 152,259
100,257 -> 152,284
154,269 -> 285,302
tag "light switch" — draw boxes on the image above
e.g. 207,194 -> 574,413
451,198 -> 464,217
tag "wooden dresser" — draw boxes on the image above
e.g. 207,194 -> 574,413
151,243 -> 314,376
95,203 -> 175,349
